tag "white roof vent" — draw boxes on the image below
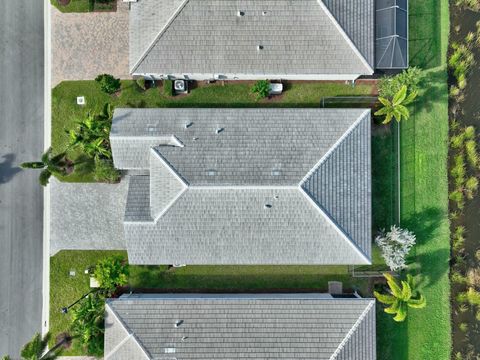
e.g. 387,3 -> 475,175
184,122 -> 193,129
215,127 -> 224,134
206,169 -> 217,176
271,169 -> 282,176
175,320 -> 184,328
257,45 -> 264,51
165,348 -> 176,354
237,10 -> 245,16
262,11 -> 267,16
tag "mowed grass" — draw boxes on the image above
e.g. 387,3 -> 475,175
50,0 -> 115,13
376,0 -> 451,358
52,80 -> 374,181
50,251 -> 370,355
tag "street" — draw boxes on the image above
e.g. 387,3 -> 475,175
0,0 -> 44,356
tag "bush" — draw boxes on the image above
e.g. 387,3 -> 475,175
451,154 -> 466,188
464,125 -> 476,140
449,189 -> 465,209
452,226 -> 466,253
93,256 -> 129,293
465,140 -> 478,168
377,67 -> 423,99
136,77 -> 146,90
466,287 -> 480,305
95,74 -> 121,94
375,225 -> 416,271
251,80 -> 270,100
459,322 -> 468,332
465,176 -> 478,199
163,80 -> 173,96
94,158 -> 120,183
451,270 -> 467,284
450,133 -> 465,149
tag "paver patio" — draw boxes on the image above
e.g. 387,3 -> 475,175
51,1 -> 129,86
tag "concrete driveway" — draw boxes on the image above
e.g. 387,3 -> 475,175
51,1 -> 130,87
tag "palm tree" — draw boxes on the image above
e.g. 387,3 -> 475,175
20,332 -> 61,360
374,273 -> 426,322
375,85 -> 418,124
67,103 -> 113,160
71,294 -> 105,355
20,148 -> 73,186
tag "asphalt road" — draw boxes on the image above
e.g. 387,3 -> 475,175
0,0 -> 44,356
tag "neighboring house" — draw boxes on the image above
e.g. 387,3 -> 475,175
104,293 -> 376,360
110,108 -> 372,265
128,0 -> 408,81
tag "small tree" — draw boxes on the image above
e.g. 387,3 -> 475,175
378,67 -> 423,99
251,80 -> 270,100
374,273 -> 426,322
93,256 -> 129,293
20,332 -> 61,360
21,148 -> 73,186
95,74 -> 121,94
375,225 -> 416,271
71,294 -> 105,356
375,85 -> 418,124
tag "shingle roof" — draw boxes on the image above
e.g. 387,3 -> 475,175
104,294 -> 376,360
112,108 -> 372,265
129,0 -> 374,76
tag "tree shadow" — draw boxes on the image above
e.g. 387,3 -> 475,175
0,153 -> 21,184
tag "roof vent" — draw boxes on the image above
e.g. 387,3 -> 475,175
181,336 -> 188,342
264,203 -> 272,209
175,320 -> 184,328
237,10 -> 245,16
262,11 -> 267,16
184,122 -> 193,129
165,348 -> 176,354
193,137 -> 199,141
257,45 -> 264,51
271,169 -> 282,176
215,127 -> 224,134
206,169 -> 217,176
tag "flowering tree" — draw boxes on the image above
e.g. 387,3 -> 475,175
375,225 -> 416,271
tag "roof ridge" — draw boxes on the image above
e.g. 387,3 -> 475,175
130,0 -> 190,73
316,0 -> 374,73
104,304 -> 152,360
150,148 -> 189,223
329,300 -> 375,360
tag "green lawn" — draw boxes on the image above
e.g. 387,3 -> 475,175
50,250 -> 371,355
50,0 -> 115,13
377,0 -> 451,358
52,80 -> 375,182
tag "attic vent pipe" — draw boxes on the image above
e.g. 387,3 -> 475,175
215,127 -> 224,134
237,10 -> 245,16
175,320 -> 184,328
184,122 -> 193,129
257,45 -> 264,51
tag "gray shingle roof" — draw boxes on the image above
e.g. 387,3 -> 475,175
105,294 -> 376,360
112,108 -> 371,265
129,0 -> 374,76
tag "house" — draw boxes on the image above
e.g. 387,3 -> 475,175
104,293 -> 376,360
128,0 -> 408,81
110,108 -> 371,265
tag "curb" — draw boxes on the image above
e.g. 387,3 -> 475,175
41,0 -> 52,337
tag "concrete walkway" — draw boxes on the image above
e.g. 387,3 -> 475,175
50,178 -> 129,255
51,1 -> 130,87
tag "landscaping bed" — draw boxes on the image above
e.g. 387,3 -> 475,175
51,0 -> 116,13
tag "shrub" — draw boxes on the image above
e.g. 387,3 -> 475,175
94,158 -> 120,183
465,140 -> 478,168
459,322 -> 468,332
450,133 -> 465,149
455,0 -> 480,11
136,77 -> 146,90
467,268 -> 480,287
464,125 -> 476,140
378,67 -> 423,99
466,287 -> 480,305
163,80 -> 173,96
251,80 -> 270,100
71,294 -> 104,357
451,270 -> 468,284
458,303 -> 469,313
375,225 -> 416,271
452,225 -> 466,253
451,154 -> 466,188
476,249 -> 480,261
449,190 -> 465,209
465,176 -> 479,199
450,85 -> 461,98
95,74 -> 121,94
93,256 -> 129,293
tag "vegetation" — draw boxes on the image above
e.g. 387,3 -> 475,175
375,273 -> 427,322
20,332 -> 62,360
50,0 -> 115,12
375,225 -> 416,271
93,256 -> 129,293
375,85 -> 418,124
93,158 -> 120,183
67,104 -> 113,160
135,77 -> 146,90
95,74 -> 121,95
377,67 -> 424,99
454,0 -> 480,11
251,80 -> 270,100
163,79 -> 173,96
70,294 -> 105,356
449,41 -> 475,97
21,148 -> 73,186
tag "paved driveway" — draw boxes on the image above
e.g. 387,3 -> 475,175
50,178 -> 128,255
0,0 -> 44,355
51,1 -> 130,87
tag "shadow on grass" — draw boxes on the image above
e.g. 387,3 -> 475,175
377,307 -> 409,360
